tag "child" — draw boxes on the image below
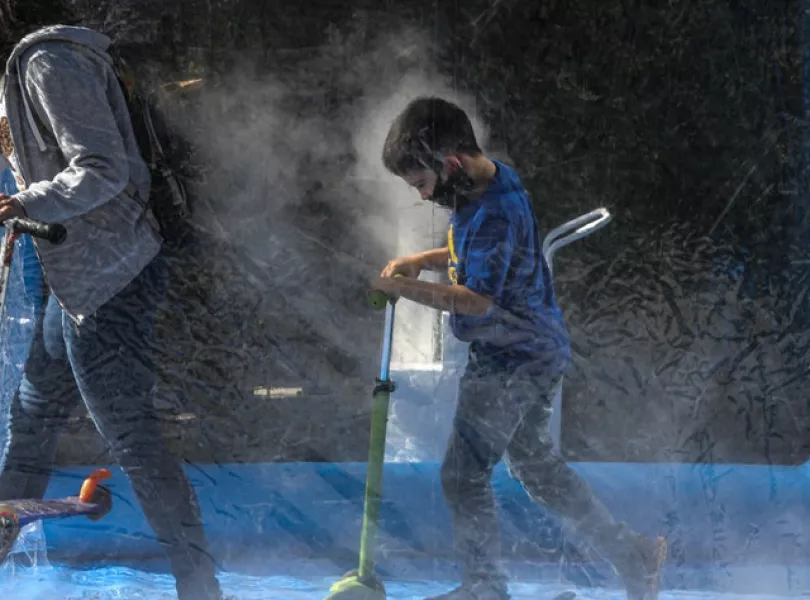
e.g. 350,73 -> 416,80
371,96 -> 666,600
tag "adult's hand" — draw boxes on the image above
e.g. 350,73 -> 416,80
0,195 -> 26,223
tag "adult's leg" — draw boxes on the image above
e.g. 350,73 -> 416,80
64,257 -> 222,600
505,373 -> 665,599
0,295 -> 82,500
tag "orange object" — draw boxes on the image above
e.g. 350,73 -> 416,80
78,469 -> 112,503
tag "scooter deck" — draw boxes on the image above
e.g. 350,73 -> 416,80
0,469 -> 113,562
3,496 -> 106,527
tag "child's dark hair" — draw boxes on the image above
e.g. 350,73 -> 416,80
0,0 -> 77,61
382,96 -> 482,176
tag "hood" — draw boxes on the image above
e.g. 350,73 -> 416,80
5,25 -> 112,153
7,25 -> 112,70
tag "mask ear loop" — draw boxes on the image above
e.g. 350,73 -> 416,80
416,128 -> 446,178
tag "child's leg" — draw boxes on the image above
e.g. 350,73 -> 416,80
505,373 -> 665,599
440,368 -> 523,589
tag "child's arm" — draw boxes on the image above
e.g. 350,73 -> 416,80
414,247 -> 450,272
375,208 -> 518,317
371,276 -> 492,316
381,247 -> 449,278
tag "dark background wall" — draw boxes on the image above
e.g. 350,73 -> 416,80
54,0 -> 810,467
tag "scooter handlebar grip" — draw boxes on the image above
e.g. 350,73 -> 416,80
368,273 -> 404,310
368,289 -> 390,310
8,218 -> 67,245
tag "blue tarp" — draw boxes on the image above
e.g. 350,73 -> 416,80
35,460 -> 810,595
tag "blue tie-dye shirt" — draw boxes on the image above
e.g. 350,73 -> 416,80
447,161 -> 571,374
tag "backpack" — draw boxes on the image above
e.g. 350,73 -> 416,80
109,50 -> 206,245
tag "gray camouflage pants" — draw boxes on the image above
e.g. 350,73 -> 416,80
441,358 -> 639,585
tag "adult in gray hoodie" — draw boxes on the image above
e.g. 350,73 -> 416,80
0,4 -> 223,599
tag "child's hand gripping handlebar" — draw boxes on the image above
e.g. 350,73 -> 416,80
368,274 -> 404,310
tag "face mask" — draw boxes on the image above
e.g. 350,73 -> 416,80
428,167 -> 475,210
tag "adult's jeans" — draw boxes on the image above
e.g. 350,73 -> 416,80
0,256 -> 221,600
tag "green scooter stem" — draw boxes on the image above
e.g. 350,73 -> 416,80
357,292 -> 397,580
357,382 -> 392,579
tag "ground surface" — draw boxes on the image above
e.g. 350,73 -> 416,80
1,562 -> 803,600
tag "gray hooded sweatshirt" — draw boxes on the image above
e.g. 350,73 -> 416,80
2,25 -> 161,323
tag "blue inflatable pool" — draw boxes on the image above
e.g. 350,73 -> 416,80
0,459 -> 804,599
